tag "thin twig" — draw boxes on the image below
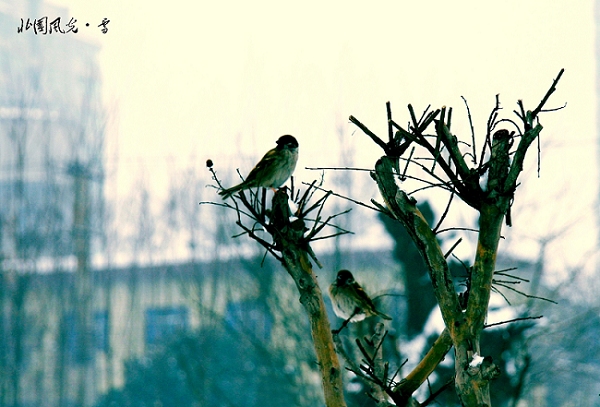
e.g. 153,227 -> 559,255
461,96 -> 477,164
349,115 -> 387,151
309,232 -> 353,242
494,282 -> 557,304
301,181 -> 386,213
494,272 -> 529,283
435,227 -> 480,235
198,201 -> 257,224
530,68 -> 565,119
401,147 -> 415,181
296,180 -> 318,215
484,315 -> 543,329
452,253 -> 471,273
433,191 -> 454,234
420,378 -> 455,407
537,121 -> 541,177
492,286 -> 512,305
387,101 -> 394,144
444,238 -> 462,259
408,103 -> 419,130
493,279 -> 522,285
540,102 -> 567,113
408,181 -> 455,195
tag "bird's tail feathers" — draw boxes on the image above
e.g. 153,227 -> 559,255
218,184 -> 243,199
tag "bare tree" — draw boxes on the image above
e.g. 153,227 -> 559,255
208,69 -> 565,407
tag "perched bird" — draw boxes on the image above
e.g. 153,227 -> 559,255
329,269 -> 391,323
219,135 -> 299,199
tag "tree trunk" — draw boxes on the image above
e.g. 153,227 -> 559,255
271,190 -> 347,407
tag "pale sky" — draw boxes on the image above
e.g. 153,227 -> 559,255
47,0 -> 598,273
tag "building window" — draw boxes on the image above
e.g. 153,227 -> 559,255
63,310 -> 109,364
145,306 -> 189,346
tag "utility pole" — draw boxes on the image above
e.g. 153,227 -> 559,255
68,161 -> 93,407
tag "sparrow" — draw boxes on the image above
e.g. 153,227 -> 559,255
329,269 -> 392,323
219,135 -> 299,199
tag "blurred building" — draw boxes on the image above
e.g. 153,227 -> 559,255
0,0 -> 105,406
0,0 -> 104,263
3,248 -> 395,407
